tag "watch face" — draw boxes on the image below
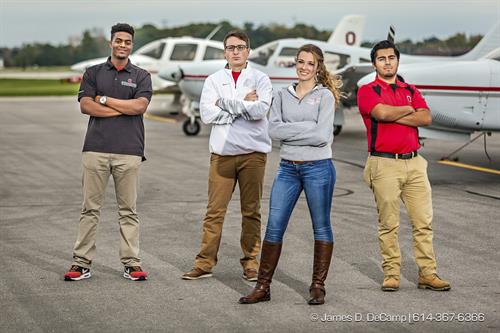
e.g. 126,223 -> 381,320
100,96 -> 106,104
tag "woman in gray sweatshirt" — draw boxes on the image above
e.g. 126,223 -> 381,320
240,44 -> 342,305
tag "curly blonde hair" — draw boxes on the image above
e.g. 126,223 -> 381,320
296,44 -> 343,107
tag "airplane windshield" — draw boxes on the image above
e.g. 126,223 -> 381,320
249,43 -> 278,66
135,42 -> 166,60
170,44 -> 198,61
275,47 -> 298,68
324,52 -> 351,71
203,46 -> 225,60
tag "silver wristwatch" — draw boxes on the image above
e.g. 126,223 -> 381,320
99,96 -> 107,105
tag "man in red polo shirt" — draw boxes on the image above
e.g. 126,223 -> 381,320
357,40 -> 450,292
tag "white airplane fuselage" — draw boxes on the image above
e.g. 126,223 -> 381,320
71,37 -> 225,91
168,39 -> 470,109
358,59 -> 500,141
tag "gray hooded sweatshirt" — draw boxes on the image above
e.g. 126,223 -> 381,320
269,84 -> 335,161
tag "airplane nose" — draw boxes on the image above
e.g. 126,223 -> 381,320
70,63 -> 87,73
159,66 -> 184,83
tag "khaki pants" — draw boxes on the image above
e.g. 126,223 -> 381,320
363,154 -> 437,277
195,152 -> 267,272
72,151 -> 142,268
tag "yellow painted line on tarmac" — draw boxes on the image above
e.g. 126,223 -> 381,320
438,160 -> 500,175
144,112 -> 177,123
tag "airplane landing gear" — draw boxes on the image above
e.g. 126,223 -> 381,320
180,95 -> 201,136
441,132 -> 492,161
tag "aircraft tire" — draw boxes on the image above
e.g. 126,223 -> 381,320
183,119 -> 201,136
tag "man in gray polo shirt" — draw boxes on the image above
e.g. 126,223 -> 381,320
64,23 -> 152,281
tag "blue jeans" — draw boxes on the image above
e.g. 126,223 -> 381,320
264,159 -> 336,243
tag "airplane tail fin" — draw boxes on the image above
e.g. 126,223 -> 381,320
327,15 -> 365,47
459,20 -> 500,60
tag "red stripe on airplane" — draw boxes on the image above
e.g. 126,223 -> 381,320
184,75 -> 295,81
184,75 -> 209,79
416,85 -> 500,92
183,76 -> 500,92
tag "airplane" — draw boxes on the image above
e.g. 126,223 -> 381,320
71,35 -> 225,91
357,48 -> 500,148
161,15 -> 367,135
163,20 -> 500,136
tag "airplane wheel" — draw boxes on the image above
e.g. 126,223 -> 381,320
334,125 -> 342,136
182,119 -> 201,136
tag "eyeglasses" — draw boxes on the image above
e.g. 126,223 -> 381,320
225,45 -> 248,52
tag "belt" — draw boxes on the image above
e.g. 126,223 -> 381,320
282,159 -> 307,165
370,151 -> 418,159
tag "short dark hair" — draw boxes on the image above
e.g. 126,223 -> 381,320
111,23 -> 135,41
370,40 -> 400,63
223,30 -> 250,48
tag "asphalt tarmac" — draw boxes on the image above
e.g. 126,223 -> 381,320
1,95 -> 499,332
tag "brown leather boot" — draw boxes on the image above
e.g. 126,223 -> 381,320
418,273 -> 451,291
381,275 -> 400,291
239,241 -> 282,304
308,241 -> 334,305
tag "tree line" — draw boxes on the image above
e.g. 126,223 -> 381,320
0,21 -> 482,68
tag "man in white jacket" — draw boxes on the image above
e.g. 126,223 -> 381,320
182,30 -> 272,281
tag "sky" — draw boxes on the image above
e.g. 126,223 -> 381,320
0,0 -> 499,48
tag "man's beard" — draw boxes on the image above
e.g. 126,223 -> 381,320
378,68 -> 396,80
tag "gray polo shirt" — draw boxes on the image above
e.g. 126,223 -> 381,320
78,57 -> 153,158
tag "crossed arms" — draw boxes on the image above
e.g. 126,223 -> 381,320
200,75 -> 272,124
371,104 -> 432,127
80,96 -> 149,118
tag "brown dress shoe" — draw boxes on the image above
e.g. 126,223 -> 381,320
308,241 -> 334,305
239,241 -> 282,304
243,268 -> 258,281
182,267 -> 212,280
418,273 -> 451,291
381,275 -> 400,291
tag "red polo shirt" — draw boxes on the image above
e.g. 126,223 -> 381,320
357,77 -> 429,154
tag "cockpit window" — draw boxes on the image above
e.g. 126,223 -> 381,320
136,42 -> 166,60
203,46 -> 225,60
324,51 -> 351,71
170,44 -> 198,61
275,47 -> 298,67
249,42 -> 277,66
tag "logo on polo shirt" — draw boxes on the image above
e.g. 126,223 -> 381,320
407,95 -> 412,103
121,78 -> 137,88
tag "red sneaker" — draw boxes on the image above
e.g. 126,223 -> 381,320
124,266 -> 148,281
64,265 -> 91,281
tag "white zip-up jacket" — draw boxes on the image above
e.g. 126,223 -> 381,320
200,63 -> 273,155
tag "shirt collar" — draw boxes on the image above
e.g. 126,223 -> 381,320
224,62 -> 251,73
374,76 -> 406,89
287,83 -> 323,98
105,57 -> 132,73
